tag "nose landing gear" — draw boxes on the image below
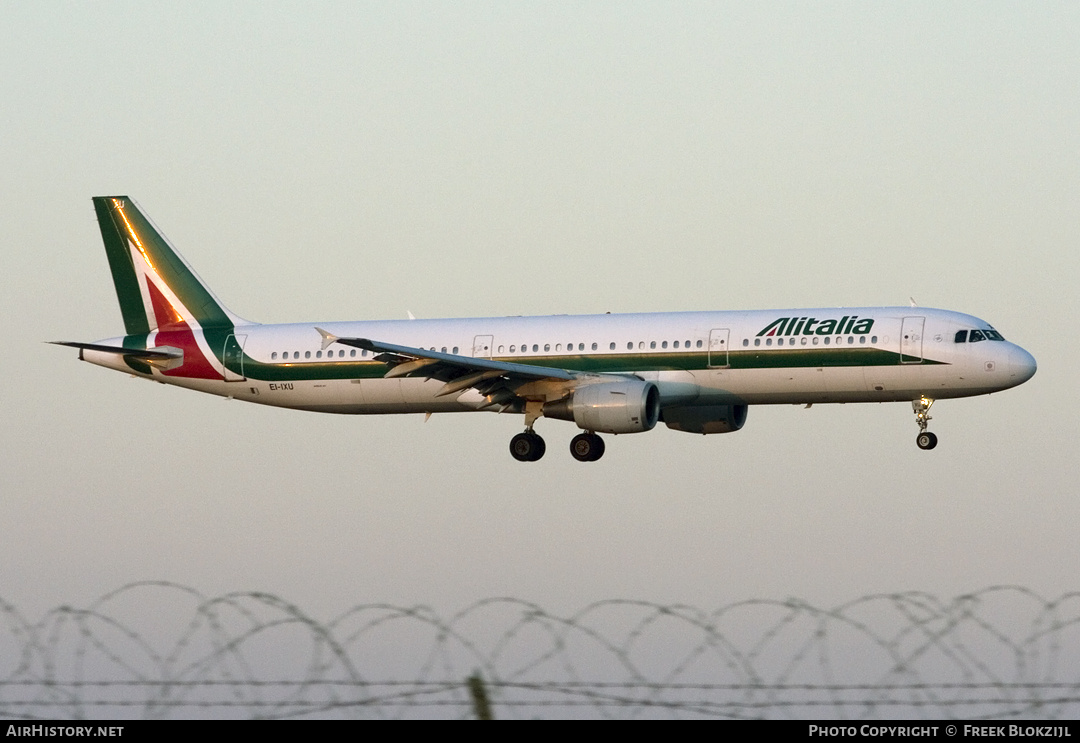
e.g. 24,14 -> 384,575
913,397 -> 938,450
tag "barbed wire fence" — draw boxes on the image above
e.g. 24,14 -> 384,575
1,584 -> 1079,719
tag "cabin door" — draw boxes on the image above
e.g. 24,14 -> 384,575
223,334 -> 247,381
900,317 -> 925,363
472,335 -> 494,359
708,328 -> 730,368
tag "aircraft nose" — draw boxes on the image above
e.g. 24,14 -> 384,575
1009,346 -> 1037,384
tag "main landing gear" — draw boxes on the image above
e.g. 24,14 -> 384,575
509,430 -> 546,462
508,429 -> 606,462
570,432 -> 605,462
912,397 -> 938,450
511,401 -> 607,462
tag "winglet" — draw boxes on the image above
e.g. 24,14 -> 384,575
315,327 -> 339,351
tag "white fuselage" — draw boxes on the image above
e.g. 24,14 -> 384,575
83,306 -> 1037,416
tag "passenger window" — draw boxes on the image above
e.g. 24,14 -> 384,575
754,338 -> 761,347
742,339 -> 748,347
812,337 -> 819,345
533,344 -> 539,352
510,345 -> 516,353
544,344 -> 550,352
801,337 -> 808,345
452,347 -> 459,354
305,351 -> 311,359
823,338 -> 830,346
859,336 -> 866,344
591,343 -> 597,351
293,352 -> 300,359
778,338 -> 784,346
871,336 -> 877,344
316,351 -> 322,358
627,342 -> 633,350
969,329 -> 986,342
350,350 -> 356,357
555,344 -> 562,352
271,352 -> 277,360
696,340 -> 702,348
609,342 -> 615,350
662,341 -> 668,349
766,338 -> 773,347
650,341 -> 656,349
847,336 -> 854,344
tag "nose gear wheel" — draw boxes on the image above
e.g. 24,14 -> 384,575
912,397 -> 937,450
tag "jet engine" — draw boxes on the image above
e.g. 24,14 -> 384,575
544,379 -> 660,434
661,404 -> 748,435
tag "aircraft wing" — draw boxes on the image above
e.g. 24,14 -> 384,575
315,328 -> 584,404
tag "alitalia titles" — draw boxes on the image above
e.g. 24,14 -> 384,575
757,315 -> 875,338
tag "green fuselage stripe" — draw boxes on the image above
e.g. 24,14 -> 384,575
216,346 -> 943,383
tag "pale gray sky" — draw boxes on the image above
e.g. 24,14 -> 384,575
1,2 -> 1077,630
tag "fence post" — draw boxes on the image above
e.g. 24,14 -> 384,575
467,672 -> 493,720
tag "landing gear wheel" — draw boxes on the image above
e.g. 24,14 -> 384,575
510,431 -> 546,462
911,397 -> 937,451
570,433 -> 605,462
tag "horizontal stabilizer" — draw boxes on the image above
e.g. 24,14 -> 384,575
49,341 -> 183,361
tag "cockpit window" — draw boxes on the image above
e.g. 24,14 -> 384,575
957,327 -> 1005,343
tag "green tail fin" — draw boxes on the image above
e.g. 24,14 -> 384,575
93,196 -> 246,334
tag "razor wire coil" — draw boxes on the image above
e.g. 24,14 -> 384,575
1,584 -> 1078,719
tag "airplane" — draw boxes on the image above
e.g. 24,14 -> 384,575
53,196 -> 1037,462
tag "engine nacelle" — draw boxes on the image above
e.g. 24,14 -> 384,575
662,404 -> 748,435
544,379 -> 660,434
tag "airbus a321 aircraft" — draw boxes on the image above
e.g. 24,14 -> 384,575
54,197 -> 1037,462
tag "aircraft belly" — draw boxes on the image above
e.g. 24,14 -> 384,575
359,377 -> 404,405
653,370 -> 700,405
862,363 -> 975,399
822,366 -> 868,397
692,367 -> 831,404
